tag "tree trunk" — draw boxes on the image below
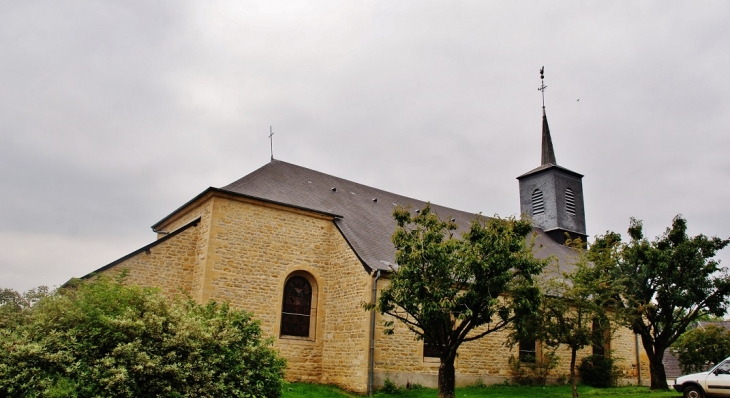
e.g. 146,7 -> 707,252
438,356 -> 456,398
639,333 -> 669,390
649,353 -> 669,390
570,347 -> 578,398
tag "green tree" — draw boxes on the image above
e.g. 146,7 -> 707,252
366,204 -> 546,398
523,238 -> 620,398
0,276 -> 286,398
0,286 -> 50,328
671,324 -> 730,374
591,216 -> 730,390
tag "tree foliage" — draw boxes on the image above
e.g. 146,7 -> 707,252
591,215 -> 730,390
0,276 -> 286,398
671,324 -> 730,374
0,286 -> 50,329
367,204 -> 546,398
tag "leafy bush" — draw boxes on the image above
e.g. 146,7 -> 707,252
381,377 -> 399,394
578,355 -> 619,388
0,276 -> 286,397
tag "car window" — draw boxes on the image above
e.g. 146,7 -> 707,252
715,361 -> 730,374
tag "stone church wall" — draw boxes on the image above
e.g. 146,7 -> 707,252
200,196 -> 331,383
99,223 -> 199,298
612,326 -> 650,385
151,197 -> 215,303
97,193 -> 376,391
96,192 -> 646,392
319,229 -> 372,393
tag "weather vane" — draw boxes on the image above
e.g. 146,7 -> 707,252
269,126 -> 274,161
538,66 -> 547,108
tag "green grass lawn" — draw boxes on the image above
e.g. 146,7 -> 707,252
282,383 -> 681,398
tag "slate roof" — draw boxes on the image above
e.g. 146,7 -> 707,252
697,321 -> 730,330
663,348 -> 683,378
219,160 -> 578,273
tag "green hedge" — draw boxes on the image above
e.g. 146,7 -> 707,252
0,276 -> 286,398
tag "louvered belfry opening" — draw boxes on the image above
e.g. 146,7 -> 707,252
532,189 -> 545,215
565,188 -> 576,216
281,276 -> 313,337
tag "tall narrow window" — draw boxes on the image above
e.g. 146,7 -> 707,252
281,276 -> 313,337
519,339 -> 537,363
565,188 -> 576,216
592,319 -> 610,357
532,189 -> 545,215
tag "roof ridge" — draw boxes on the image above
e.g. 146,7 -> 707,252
224,159 -> 481,216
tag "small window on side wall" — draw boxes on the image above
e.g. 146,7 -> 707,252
423,333 -> 444,359
423,340 -> 443,359
280,275 -> 315,338
519,339 -> 537,363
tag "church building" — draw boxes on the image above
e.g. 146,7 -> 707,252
82,104 -> 647,393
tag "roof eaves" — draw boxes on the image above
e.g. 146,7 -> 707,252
516,164 -> 584,179
152,187 -> 343,231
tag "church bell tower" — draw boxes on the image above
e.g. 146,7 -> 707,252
517,68 -> 587,244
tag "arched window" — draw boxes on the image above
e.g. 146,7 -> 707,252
280,275 -> 315,338
532,189 -> 545,215
565,188 -> 576,216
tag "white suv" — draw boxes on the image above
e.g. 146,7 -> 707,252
674,357 -> 730,398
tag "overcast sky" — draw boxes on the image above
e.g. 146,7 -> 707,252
2,1 -> 729,292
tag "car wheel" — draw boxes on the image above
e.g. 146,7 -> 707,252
683,385 -> 703,398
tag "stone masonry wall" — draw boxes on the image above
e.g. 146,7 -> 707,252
154,198 -> 215,303
319,228 -> 372,393
199,196 -> 335,384
100,193 -> 375,391
612,326 -> 649,385
100,224 -> 198,298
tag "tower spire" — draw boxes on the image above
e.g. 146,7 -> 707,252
538,67 -> 556,165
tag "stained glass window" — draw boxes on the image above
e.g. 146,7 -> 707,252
281,276 -> 312,337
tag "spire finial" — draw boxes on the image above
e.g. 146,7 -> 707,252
538,67 -> 557,165
538,66 -> 547,109
268,126 -> 274,161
